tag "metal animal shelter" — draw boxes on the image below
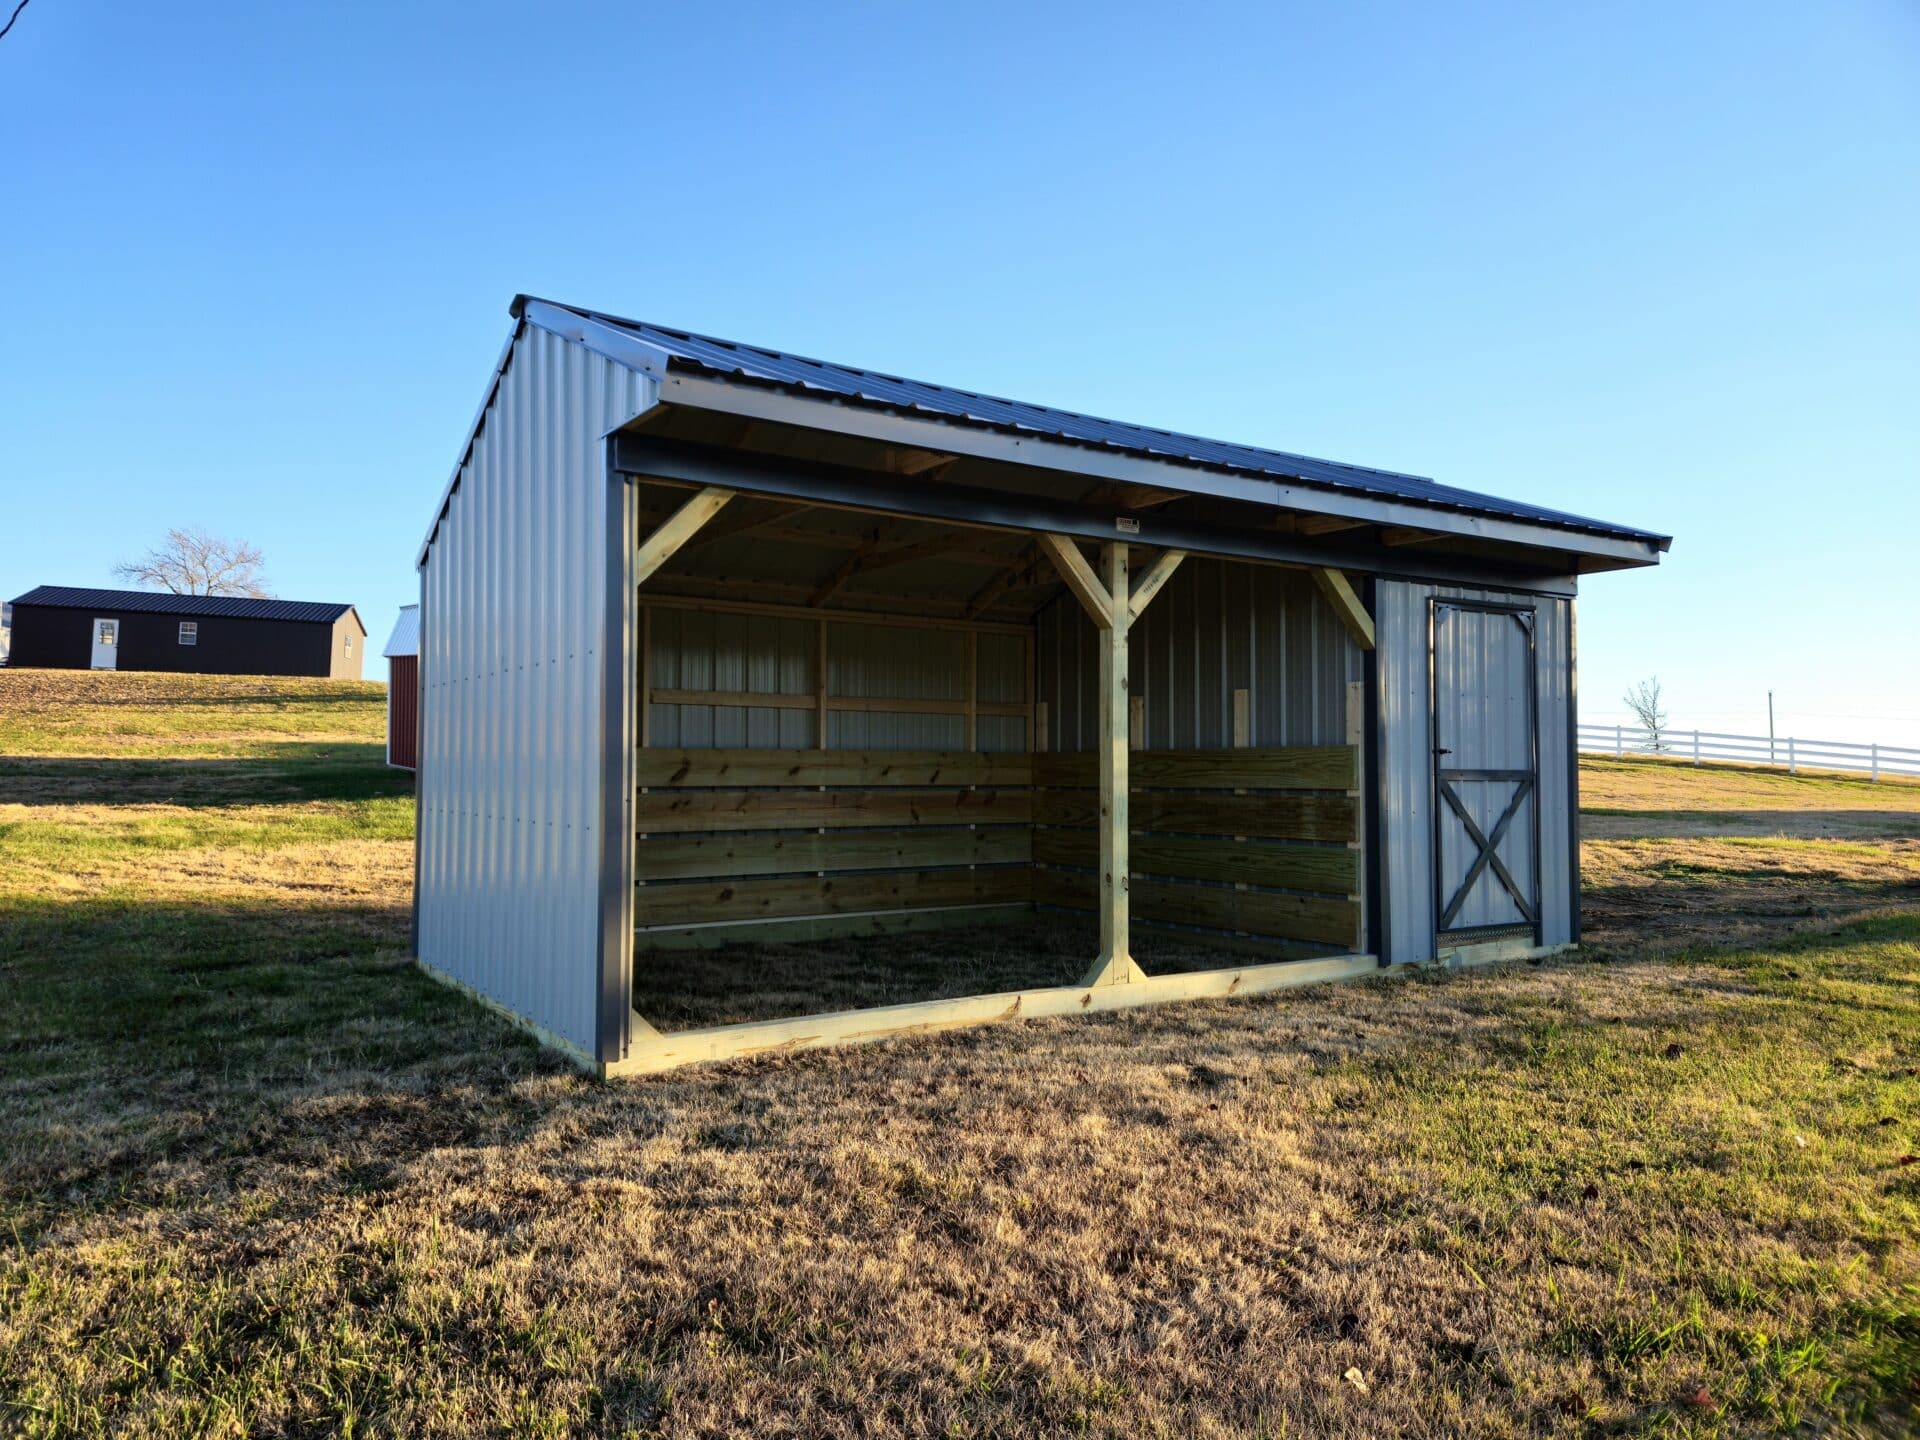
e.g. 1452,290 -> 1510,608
413,297 -> 1669,1076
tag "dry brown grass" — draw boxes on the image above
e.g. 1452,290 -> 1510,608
1,677 -> 1915,1437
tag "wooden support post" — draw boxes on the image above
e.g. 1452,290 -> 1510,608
635,487 -> 734,588
1311,568 -> 1376,651
1081,541 -> 1149,988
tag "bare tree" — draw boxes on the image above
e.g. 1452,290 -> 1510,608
1623,676 -> 1668,752
112,528 -> 272,597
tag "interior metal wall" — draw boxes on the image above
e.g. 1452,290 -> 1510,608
1034,557 -> 1362,750
1376,580 -> 1575,964
646,612 -> 1030,753
416,325 -> 655,1056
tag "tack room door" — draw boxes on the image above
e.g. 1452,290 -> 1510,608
1430,600 -> 1539,943
90,618 -> 119,670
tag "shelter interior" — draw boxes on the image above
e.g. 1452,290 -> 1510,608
620,405 -> 1399,1039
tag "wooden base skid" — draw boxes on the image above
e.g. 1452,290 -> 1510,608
608,951 -> 1394,1077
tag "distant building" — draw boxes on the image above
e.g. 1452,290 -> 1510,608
1,600 -> 11,665
6,586 -> 365,678
383,604 -> 419,769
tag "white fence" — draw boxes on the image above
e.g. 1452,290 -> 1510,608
1579,724 -> 1920,781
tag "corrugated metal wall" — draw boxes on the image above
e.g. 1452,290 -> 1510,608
387,655 -> 418,770
646,612 -> 1031,753
647,608 -> 817,748
416,324 -> 655,1056
1035,557 -> 1362,750
1376,580 -> 1575,965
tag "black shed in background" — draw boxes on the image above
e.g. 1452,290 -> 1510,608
5,587 -> 366,678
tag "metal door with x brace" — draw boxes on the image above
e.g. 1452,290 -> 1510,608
1429,599 -> 1541,944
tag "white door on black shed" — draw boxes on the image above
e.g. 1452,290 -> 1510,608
90,618 -> 119,670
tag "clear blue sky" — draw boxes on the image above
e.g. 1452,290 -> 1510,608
3,2 -> 1915,743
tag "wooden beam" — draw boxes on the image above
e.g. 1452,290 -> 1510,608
809,518 -> 907,605
648,688 -> 1028,718
1038,534 -> 1113,628
830,530 -> 1011,592
607,951 -> 1388,1077
1297,514 -> 1370,536
1379,526 -> 1443,547
634,486 -> 733,588
1127,548 -> 1187,620
1311,568 -> 1376,651
885,447 -> 961,476
963,543 -> 1045,619
639,591 -> 1032,636
680,499 -> 813,552
1081,540 -> 1146,987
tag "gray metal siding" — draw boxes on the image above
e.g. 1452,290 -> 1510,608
1035,557 -> 1362,751
1376,580 -> 1575,964
647,613 -> 1028,753
647,607 -> 817,749
416,325 -> 655,1056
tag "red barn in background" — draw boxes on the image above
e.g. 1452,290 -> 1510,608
383,605 -> 418,770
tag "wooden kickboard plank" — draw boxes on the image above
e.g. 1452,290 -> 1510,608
638,826 -> 1032,881
639,749 -> 1033,789
610,950 -> 1387,1076
1031,827 -> 1357,895
1033,868 -> 1359,947
1031,789 -> 1357,843
634,903 -> 1034,951
637,787 -> 1033,833
1033,746 -> 1356,791
638,867 -> 1033,927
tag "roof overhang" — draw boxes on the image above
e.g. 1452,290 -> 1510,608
614,432 -> 1577,595
619,375 -> 1664,579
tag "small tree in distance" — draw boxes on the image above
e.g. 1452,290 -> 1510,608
112,528 -> 271,598
1623,676 -> 1668,752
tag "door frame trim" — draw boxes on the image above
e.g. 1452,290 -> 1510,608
90,617 -> 120,670
1427,597 -> 1542,946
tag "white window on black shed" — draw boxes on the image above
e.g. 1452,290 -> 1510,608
178,621 -> 198,646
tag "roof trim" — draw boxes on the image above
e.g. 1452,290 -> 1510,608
10,586 -> 361,626
518,293 -> 1668,556
645,374 -> 1665,570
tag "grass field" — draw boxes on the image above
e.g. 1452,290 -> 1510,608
2,672 -> 1916,1437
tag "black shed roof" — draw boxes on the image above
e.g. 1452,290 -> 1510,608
11,586 -> 363,628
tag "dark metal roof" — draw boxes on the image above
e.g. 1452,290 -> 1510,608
516,296 -> 1669,548
11,586 -> 362,627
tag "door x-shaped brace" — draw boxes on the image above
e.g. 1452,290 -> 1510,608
1436,772 -> 1538,929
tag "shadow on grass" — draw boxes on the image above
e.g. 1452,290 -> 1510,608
0,892 -> 558,1231
0,747 -> 413,807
